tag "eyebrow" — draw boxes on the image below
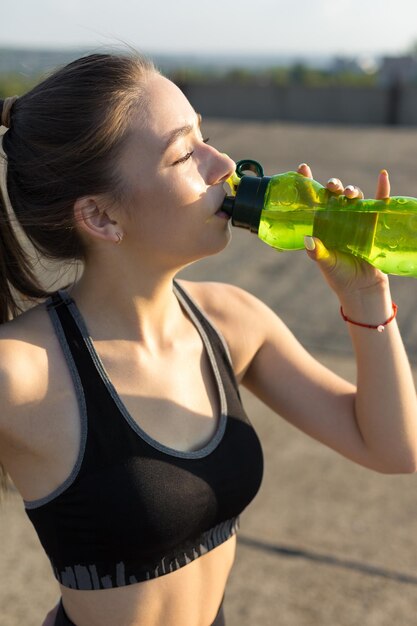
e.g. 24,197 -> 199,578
162,113 -> 202,153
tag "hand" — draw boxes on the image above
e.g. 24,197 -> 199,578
297,162 -> 383,199
296,163 -> 391,297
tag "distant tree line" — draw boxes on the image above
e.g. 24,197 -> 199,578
0,63 -> 381,98
169,64 -> 378,87
0,74 -> 39,98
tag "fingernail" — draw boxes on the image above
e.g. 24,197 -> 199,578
327,178 -> 339,186
380,169 -> 388,176
345,185 -> 355,193
315,239 -> 331,260
298,163 -> 308,169
304,236 -> 316,251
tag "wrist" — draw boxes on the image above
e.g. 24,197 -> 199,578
340,302 -> 397,332
338,283 -> 393,327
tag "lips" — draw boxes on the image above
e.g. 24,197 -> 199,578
214,196 -> 230,219
215,211 -> 230,219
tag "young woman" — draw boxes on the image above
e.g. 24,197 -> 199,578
1,53 -> 416,626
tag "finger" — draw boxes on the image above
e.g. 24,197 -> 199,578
326,177 -> 345,195
344,184 -> 364,199
376,169 -> 390,200
297,163 -> 313,178
304,236 -> 335,266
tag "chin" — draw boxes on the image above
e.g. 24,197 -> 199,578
182,228 -> 232,267
208,223 -> 232,254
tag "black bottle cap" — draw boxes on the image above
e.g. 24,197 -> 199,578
221,175 -> 271,233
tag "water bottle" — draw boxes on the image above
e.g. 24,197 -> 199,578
221,159 -> 417,278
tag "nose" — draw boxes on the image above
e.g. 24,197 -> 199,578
205,146 -> 236,186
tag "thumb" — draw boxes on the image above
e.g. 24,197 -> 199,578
304,236 -> 335,268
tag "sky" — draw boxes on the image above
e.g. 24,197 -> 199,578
2,0 -> 417,58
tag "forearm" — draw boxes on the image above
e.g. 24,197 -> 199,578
340,284 -> 417,473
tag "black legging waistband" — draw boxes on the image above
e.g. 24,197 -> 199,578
54,601 -> 76,626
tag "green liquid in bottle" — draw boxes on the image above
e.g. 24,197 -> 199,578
256,173 -> 417,277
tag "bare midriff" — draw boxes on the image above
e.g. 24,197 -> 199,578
60,535 -> 236,626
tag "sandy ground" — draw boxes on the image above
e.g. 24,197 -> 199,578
2,120 -> 417,625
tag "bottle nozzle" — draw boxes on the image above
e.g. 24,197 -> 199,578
221,195 -> 235,216
220,159 -> 267,230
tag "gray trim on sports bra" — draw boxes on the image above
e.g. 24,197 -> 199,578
25,282 -> 231,509
24,304 -> 89,510
65,284 -> 229,460
173,283 -> 235,369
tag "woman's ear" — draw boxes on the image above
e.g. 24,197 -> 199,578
73,196 -> 122,243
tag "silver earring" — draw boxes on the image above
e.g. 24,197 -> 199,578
115,232 -> 123,244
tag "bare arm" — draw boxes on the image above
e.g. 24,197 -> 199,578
241,285 -> 417,473
191,170 -> 417,474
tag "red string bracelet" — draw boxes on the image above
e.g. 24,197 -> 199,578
340,302 -> 398,333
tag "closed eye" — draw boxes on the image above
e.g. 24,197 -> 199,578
172,137 -> 211,166
173,152 -> 193,165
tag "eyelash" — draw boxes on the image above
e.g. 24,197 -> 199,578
173,137 -> 210,166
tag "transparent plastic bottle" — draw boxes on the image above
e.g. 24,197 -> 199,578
222,160 -> 417,278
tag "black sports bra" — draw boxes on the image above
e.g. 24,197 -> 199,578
24,281 -> 264,589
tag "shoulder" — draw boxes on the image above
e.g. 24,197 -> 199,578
0,301 -> 50,358
177,279 -> 270,322
176,280 -> 285,380
0,304 -> 51,427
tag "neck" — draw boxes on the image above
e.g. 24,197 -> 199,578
67,257 -> 186,347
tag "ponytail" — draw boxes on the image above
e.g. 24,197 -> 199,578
0,169 -> 51,324
0,97 -> 52,323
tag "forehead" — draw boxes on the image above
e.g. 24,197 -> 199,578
119,74 -> 198,183
135,74 -> 197,143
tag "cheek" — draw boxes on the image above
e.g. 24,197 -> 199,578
123,168 -> 207,233
179,170 -> 205,195
165,165 -> 207,204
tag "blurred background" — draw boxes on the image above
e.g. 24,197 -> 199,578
4,0 -> 417,125
3,2 -> 417,625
